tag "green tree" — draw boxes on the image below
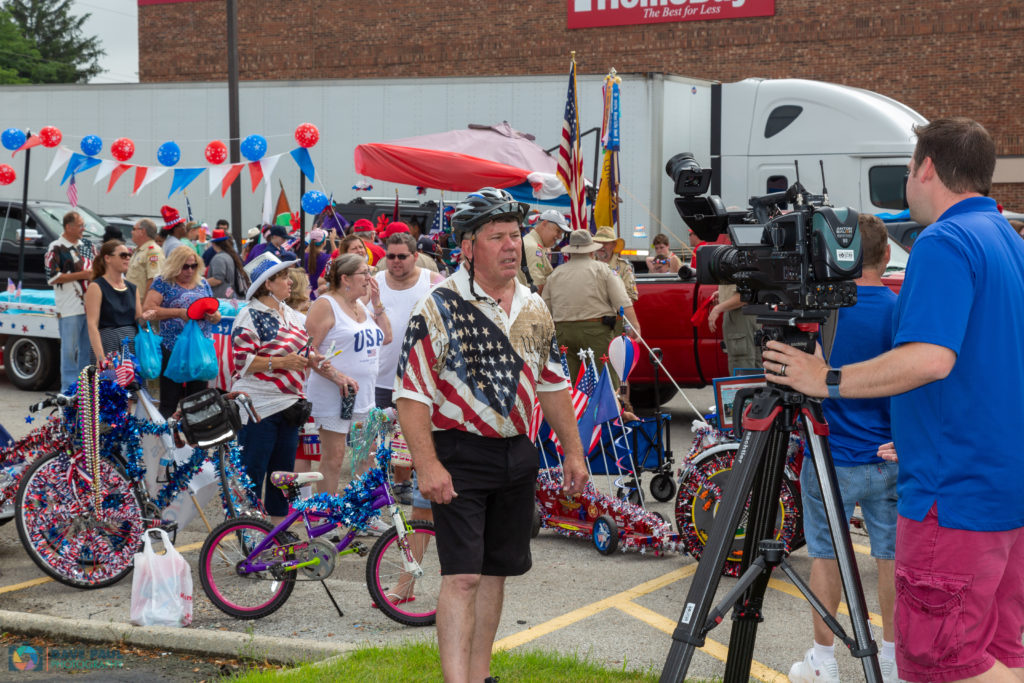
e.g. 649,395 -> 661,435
0,9 -> 58,83
3,0 -> 104,83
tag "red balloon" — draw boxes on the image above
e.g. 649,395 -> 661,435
294,123 -> 319,149
0,164 -> 15,185
38,126 -> 62,148
205,140 -> 227,165
111,137 -> 135,162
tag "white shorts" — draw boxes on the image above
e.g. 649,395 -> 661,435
315,411 -> 368,436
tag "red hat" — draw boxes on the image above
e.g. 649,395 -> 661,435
352,218 -> 375,233
160,205 -> 184,231
381,221 -> 410,240
210,228 -> 230,242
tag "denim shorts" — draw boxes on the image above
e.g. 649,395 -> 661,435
800,458 -> 898,560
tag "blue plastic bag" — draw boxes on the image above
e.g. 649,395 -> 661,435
164,320 -> 218,384
134,322 -> 163,380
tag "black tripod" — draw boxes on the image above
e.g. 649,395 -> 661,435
660,322 -> 881,683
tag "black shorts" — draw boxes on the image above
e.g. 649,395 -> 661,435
431,429 -> 539,577
374,386 -> 395,409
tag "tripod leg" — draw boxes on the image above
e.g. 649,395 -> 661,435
801,403 -> 882,683
660,404 -> 778,683
722,423 -> 791,683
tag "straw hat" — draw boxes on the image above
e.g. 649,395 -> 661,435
561,229 -> 602,254
592,226 -> 624,254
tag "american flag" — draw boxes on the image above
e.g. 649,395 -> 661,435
66,173 -> 78,208
557,56 -> 587,231
548,350 -> 590,453
114,355 -> 135,387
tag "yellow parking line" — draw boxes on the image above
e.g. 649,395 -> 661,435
493,564 -> 698,651
768,577 -> 883,627
0,577 -> 52,594
614,601 -> 786,682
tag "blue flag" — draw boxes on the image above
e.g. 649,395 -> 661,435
577,365 -> 619,455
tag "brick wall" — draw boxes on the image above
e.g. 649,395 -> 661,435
139,0 -> 1024,209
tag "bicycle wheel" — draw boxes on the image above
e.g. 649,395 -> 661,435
16,450 -> 144,589
366,520 -> 440,626
199,517 -> 294,619
217,446 -> 263,519
675,448 -> 801,577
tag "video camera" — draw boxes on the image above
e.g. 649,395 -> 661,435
666,153 -> 863,322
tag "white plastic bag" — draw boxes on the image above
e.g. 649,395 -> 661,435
130,528 -> 193,627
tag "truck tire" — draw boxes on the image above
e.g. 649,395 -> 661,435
629,383 -> 678,411
4,337 -> 58,391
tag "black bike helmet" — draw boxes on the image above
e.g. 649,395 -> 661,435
450,188 -> 529,242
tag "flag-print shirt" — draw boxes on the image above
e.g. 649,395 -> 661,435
229,299 -> 309,420
44,236 -> 95,317
393,267 -> 568,438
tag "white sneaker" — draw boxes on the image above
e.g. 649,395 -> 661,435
362,516 -> 393,537
789,649 -> 840,683
879,656 -> 899,683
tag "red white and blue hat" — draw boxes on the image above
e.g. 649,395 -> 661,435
244,252 -> 292,300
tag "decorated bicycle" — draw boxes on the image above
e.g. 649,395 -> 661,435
198,407 -> 440,627
14,364 -> 261,589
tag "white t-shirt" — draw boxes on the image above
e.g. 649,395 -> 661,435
375,268 -> 434,389
306,296 -> 383,418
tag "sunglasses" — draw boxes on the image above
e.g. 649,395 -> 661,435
114,252 -> 131,260
181,263 -> 199,271
352,269 -> 371,277
386,253 -> 411,261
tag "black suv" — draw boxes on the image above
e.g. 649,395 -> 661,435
0,200 -> 108,288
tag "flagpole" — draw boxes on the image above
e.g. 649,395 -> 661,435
17,129 -> 31,286
590,347 -> 646,508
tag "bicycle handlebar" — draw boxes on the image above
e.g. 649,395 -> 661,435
28,393 -> 74,413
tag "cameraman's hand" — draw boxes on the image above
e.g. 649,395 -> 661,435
761,341 -> 829,397
708,305 -> 722,333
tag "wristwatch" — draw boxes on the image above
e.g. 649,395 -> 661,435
825,369 -> 841,399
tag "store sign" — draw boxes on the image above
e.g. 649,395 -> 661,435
568,0 -> 774,29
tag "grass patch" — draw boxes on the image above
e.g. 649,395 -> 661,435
228,639 -> 660,682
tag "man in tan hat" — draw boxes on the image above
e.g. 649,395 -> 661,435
543,229 -> 641,384
517,209 -> 571,293
593,225 -> 638,302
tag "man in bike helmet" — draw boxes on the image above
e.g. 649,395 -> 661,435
394,187 -> 589,683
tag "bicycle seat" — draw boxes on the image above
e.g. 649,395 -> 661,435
270,471 -> 323,489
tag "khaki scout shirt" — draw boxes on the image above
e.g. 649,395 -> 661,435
517,229 -> 554,288
542,255 -> 632,322
127,239 -> 164,301
607,255 -> 638,301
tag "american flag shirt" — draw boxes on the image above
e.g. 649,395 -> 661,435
229,299 -> 309,419
393,268 -> 568,438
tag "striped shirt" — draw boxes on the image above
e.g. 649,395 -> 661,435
229,299 -> 308,419
393,268 -> 567,438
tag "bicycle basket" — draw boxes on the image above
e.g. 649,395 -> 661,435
178,389 -> 241,448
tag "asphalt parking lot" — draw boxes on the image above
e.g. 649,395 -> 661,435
0,378 -> 888,680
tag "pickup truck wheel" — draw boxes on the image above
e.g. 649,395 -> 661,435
4,337 -> 58,391
629,384 -> 678,411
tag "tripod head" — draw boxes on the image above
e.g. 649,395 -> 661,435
749,307 -> 825,356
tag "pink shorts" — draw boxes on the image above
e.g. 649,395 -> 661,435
895,505 -> 1024,681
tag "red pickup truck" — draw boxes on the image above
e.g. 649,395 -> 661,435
627,236 -> 909,409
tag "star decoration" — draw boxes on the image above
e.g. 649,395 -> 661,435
25,415 -> 34,423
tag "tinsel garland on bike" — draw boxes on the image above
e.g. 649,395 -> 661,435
0,419 -> 68,508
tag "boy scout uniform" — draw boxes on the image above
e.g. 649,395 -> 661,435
517,228 -> 553,289
542,231 -> 632,384
126,238 -> 164,301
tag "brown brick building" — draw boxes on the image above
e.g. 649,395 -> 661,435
138,0 -> 1024,209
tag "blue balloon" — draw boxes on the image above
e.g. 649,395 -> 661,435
80,135 -> 103,156
2,128 -> 26,151
157,141 -> 181,167
240,134 -> 267,161
301,190 -> 329,215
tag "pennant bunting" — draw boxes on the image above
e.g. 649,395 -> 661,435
44,146 -> 73,181
247,161 -> 263,192
220,163 -> 245,197
107,164 -> 132,193
261,177 -> 273,224
61,153 -> 88,185
12,134 -> 42,157
289,147 -> 315,182
207,164 -> 232,195
168,168 -> 205,197
135,166 -> 168,194
92,159 -> 120,185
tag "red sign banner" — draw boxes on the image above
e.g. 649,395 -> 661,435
567,0 -> 774,29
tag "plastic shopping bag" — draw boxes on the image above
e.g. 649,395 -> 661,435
129,528 -> 193,627
165,319 -> 219,383
134,322 -> 163,380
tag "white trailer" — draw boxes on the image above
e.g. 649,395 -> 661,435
0,73 -> 923,260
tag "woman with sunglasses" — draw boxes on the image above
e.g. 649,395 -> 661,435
305,253 -> 392,512
143,245 -> 222,417
84,239 -> 155,366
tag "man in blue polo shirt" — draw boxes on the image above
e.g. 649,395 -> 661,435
764,118 -> 1024,683
789,214 -> 899,682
